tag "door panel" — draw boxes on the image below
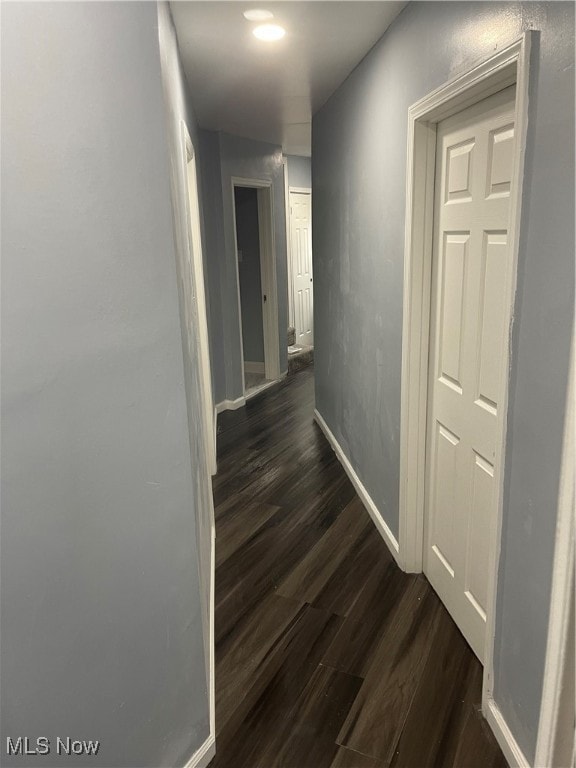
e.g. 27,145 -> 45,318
439,233 -> 468,391
430,422 -> 461,577
446,140 -> 474,202
465,452 -> 494,617
424,86 -> 516,662
476,232 -> 508,412
487,125 -> 514,197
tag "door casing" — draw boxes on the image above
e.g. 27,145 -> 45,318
398,32 -> 533,722
231,177 -> 281,392
182,124 -> 217,476
180,121 -> 216,748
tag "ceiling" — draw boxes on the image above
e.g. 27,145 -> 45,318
170,1 -> 407,156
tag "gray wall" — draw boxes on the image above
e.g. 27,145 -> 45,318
287,154 -> 312,189
200,132 -> 288,401
312,1 -> 574,761
1,3 -> 209,766
235,187 -> 265,364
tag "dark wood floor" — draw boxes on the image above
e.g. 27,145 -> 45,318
209,366 -> 507,768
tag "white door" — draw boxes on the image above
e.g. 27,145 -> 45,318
424,86 -> 516,662
290,192 -> 313,347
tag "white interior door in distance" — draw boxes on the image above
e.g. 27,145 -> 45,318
290,192 -> 313,347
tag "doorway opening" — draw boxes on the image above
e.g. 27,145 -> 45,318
232,179 -> 280,399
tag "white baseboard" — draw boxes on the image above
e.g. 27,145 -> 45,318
313,409 -> 401,567
183,732 -> 215,768
216,396 -> 246,414
245,376 -> 284,401
216,373 -> 288,413
244,361 -> 265,374
485,698 -> 530,768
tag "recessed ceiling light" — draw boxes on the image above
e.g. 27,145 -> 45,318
243,9 -> 274,21
252,23 -> 286,41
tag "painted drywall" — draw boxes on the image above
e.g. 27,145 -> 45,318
287,155 -> 312,189
216,133 -> 288,400
312,1 -> 574,761
235,187 -> 265,364
1,3 -> 209,766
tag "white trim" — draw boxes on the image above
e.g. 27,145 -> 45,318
257,183 -> 281,382
289,186 -> 312,195
244,361 -> 265,374
182,733 -> 216,768
245,372 -> 286,401
215,374 -> 287,412
485,698 -> 530,768
534,330 -> 575,768
397,33 -> 533,703
179,124 -> 216,766
231,177 -> 281,395
399,32 -> 532,570
216,396 -> 246,414
182,122 -> 217,477
314,409 -> 401,566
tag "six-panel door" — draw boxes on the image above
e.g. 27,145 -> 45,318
424,86 -> 516,662
290,191 -> 314,347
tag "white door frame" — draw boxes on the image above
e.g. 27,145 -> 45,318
287,186 -> 312,344
398,32 -> 533,714
180,122 -> 216,758
231,177 -> 281,389
182,123 -> 217,476
282,157 -> 294,329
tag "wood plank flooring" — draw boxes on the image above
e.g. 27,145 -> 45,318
209,366 -> 507,768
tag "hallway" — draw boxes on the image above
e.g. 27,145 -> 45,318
210,367 -> 506,768
1,2 -> 573,765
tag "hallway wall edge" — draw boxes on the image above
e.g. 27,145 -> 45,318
182,733 -> 216,768
485,698 -> 530,768
314,408 -> 401,567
